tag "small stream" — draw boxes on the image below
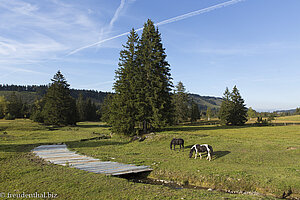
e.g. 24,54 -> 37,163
118,172 -> 298,200
118,172 -> 265,198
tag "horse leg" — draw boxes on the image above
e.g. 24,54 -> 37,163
207,152 -> 211,161
199,152 -> 202,159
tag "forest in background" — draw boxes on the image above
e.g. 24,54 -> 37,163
0,84 -> 222,117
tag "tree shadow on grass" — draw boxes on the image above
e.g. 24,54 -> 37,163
0,137 -> 129,153
162,124 -> 253,133
66,139 -> 130,149
76,124 -> 111,128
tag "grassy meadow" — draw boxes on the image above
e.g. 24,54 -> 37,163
0,118 -> 299,199
274,115 -> 300,123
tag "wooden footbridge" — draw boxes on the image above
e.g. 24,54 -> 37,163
32,144 -> 152,176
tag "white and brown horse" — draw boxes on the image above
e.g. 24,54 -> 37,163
189,144 -> 213,161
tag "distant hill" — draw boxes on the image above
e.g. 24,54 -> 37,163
274,109 -> 296,114
0,84 -> 222,111
189,93 -> 222,111
0,84 -> 110,106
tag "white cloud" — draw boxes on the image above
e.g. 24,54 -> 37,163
0,0 -> 109,76
0,0 -> 39,15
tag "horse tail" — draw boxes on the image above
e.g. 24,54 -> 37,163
170,140 -> 173,150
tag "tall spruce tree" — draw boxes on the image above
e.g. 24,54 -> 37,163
42,71 -> 77,126
107,20 -> 174,135
110,28 -> 139,135
173,81 -> 189,124
137,19 -> 174,132
219,87 -> 233,125
230,86 -> 247,125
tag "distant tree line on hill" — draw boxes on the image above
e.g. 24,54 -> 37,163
0,84 -> 110,105
0,81 -> 220,126
0,72 -> 101,124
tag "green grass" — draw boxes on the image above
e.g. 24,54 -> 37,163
1,119 -> 299,199
275,115 -> 300,122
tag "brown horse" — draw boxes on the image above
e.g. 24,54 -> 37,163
170,138 -> 184,151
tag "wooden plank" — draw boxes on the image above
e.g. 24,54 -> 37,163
32,145 -> 152,176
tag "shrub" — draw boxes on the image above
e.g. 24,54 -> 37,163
5,113 -> 15,120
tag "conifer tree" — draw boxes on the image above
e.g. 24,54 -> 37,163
110,29 -> 139,134
137,19 -> 173,131
0,96 -> 7,119
101,94 -> 113,123
295,107 -> 300,115
6,92 -> 23,119
230,86 -> 247,125
219,86 -> 247,125
31,98 -> 45,123
107,20 -> 174,135
42,71 -> 77,126
173,81 -> 189,124
219,87 -> 233,125
86,99 -> 97,121
190,100 -> 200,123
76,93 -> 87,122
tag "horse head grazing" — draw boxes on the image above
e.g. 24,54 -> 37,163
189,147 -> 195,158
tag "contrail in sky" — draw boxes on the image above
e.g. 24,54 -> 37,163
98,0 -> 126,44
109,0 -> 126,28
67,0 -> 245,56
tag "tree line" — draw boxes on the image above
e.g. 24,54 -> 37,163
0,84 -> 109,103
0,71 -> 100,124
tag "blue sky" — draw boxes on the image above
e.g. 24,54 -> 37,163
0,0 -> 299,111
